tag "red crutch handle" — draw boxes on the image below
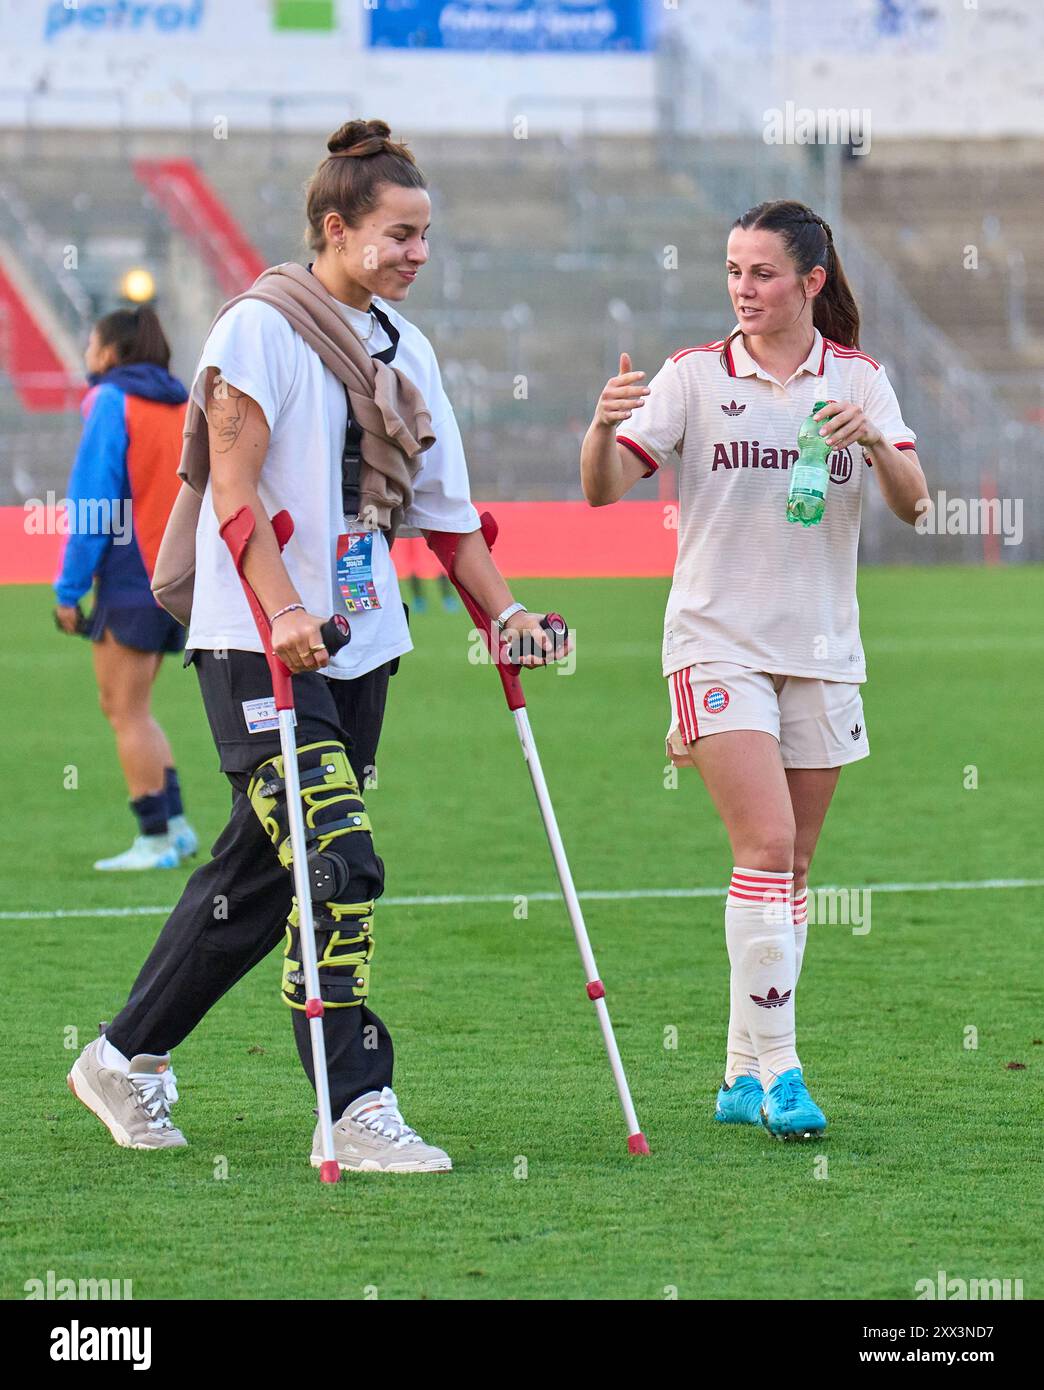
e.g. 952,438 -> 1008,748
220,505 -> 350,711
425,511 -> 527,712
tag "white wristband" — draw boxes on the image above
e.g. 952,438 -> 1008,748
494,601 -> 527,631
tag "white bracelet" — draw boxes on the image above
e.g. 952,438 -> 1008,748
494,601 -> 528,631
269,602 -> 305,624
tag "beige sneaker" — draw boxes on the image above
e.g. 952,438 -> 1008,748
312,1087 -> 452,1173
68,1038 -> 187,1150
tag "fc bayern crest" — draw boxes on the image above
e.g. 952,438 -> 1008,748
704,686 -> 729,713
829,447 -> 853,484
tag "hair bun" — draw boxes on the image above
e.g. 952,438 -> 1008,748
327,119 -> 392,157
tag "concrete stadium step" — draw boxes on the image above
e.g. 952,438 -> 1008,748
842,142 -> 1043,422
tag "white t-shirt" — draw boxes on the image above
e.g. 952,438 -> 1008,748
616,327 -> 916,683
186,289 -> 481,679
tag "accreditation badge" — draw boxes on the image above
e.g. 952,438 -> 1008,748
336,531 -> 382,613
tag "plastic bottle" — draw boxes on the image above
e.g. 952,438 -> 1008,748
786,400 -> 831,527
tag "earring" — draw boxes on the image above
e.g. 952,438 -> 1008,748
335,242 -> 343,255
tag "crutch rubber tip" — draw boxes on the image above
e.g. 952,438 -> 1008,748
586,980 -> 606,1000
305,998 -> 324,1019
318,1160 -> 341,1183
628,1133 -> 651,1155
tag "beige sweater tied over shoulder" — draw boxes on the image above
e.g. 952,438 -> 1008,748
152,260 -> 436,625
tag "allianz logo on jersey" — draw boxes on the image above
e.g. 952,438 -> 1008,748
45,0 -> 205,41
711,439 -> 855,484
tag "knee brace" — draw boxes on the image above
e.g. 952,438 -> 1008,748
248,740 -> 383,1009
280,904 -> 374,1011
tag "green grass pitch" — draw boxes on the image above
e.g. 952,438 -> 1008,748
2,568 -> 1041,1300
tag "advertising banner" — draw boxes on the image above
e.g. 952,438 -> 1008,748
368,0 -> 649,54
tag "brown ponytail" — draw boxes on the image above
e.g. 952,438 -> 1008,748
304,118 -> 426,252
720,199 -> 860,369
94,303 -> 172,370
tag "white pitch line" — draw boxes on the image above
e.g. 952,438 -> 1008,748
2,877 -> 1042,921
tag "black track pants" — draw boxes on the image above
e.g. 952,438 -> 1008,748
107,650 -> 394,1117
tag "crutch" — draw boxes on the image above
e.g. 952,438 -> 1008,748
426,513 -> 649,1155
221,504 -> 352,1183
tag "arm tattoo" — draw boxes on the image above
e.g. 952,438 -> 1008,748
207,374 -> 250,453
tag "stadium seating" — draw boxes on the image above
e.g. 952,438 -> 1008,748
0,128 -> 1039,561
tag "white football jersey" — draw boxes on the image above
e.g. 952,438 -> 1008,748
617,327 -> 916,682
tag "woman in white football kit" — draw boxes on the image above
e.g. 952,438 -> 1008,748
580,200 -> 929,1138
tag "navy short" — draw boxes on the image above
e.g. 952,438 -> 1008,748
89,603 -> 186,654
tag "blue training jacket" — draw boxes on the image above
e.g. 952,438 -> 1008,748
54,363 -> 189,609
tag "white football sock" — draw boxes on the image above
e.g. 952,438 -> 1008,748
99,1036 -> 131,1073
725,866 -> 799,1088
725,966 -> 761,1086
793,887 -> 809,984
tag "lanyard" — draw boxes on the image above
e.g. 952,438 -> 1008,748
342,301 -> 399,520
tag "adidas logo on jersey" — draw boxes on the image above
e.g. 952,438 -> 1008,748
720,400 -> 746,416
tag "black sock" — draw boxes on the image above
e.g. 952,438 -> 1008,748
163,766 -> 183,819
131,791 -> 168,837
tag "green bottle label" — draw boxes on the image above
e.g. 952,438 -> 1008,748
790,465 -> 827,500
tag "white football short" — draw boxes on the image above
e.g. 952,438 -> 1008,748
666,661 -> 870,770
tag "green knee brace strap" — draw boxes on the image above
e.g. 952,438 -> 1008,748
281,902 -> 375,1010
248,740 -> 372,881
248,740 -> 377,1009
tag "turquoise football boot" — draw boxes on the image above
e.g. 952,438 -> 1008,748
760,1068 -> 827,1140
94,833 -> 179,872
714,1074 -> 764,1125
168,814 -> 199,860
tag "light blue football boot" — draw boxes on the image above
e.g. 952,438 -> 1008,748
760,1068 -> 827,1140
714,1074 -> 764,1125
94,834 -> 180,872
168,814 -> 199,860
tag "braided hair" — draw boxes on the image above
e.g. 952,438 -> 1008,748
304,119 -> 426,252
720,199 -> 860,370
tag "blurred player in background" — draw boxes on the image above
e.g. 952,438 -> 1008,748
395,532 -> 460,613
54,305 -> 197,872
581,200 -> 929,1139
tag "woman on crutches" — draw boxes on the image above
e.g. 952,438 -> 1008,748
68,118 -> 568,1172
580,200 -> 928,1139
